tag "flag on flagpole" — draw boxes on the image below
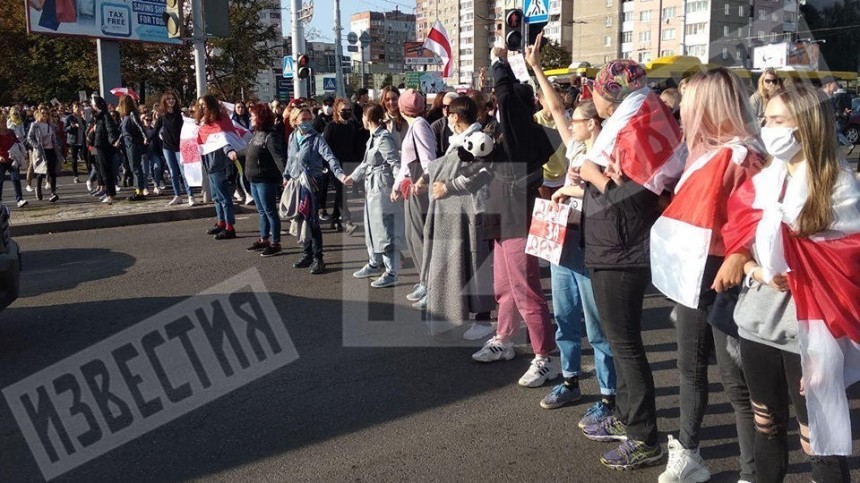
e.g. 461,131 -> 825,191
424,20 -> 452,77
723,161 -> 860,456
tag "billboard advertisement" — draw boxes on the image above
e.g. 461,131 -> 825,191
25,0 -> 181,44
753,41 -> 822,70
404,41 -> 439,66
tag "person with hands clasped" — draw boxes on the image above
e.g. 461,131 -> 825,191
526,35 -> 618,424
723,85 -> 855,483
346,103 -> 405,288
649,68 -> 762,483
243,103 -> 286,258
283,107 -> 352,275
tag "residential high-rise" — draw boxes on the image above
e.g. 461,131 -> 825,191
349,10 -> 416,75
254,1 -> 284,100
570,0 -> 621,66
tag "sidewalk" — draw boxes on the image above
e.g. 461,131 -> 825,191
8,175 -> 255,236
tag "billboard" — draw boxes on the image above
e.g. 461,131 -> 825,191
404,41 -> 439,66
25,0 -> 181,44
753,41 -> 822,70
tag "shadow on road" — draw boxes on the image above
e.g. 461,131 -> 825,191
17,249 -> 135,298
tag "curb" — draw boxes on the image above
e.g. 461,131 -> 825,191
11,205 -> 258,237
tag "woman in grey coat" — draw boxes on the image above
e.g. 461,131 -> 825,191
347,103 -> 405,288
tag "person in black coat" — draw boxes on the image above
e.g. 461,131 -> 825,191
153,91 -> 196,206
322,98 -> 361,233
64,102 -> 87,183
88,95 -> 120,204
243,103 -> 286,257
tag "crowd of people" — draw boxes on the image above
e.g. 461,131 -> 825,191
1,33 -> 858,481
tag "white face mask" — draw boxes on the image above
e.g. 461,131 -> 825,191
760,126 -> 801,161
322,105 -> 333,116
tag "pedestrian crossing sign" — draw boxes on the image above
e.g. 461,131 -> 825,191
524,0 -> 549,23
323,77 -> 336,92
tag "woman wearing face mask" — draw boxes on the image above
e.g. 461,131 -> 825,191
284,107 -> 352,274
528,45 -> 618,424
749,68 -> 782,125
228,101 -> 253,206
650,67 -> 762,483
723,85 -> 856,483
390,88 -> 437,305
346,103 -> 404,287
314,96 -> 337,223
322,98 -> 360,233
380,86 -> 408,149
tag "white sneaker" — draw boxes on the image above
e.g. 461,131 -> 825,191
73,177 -> 80,183
168,196 -> 182,206
102,196 -> 113,205
17,199 -> 28,208
518,356 -> 560,388
234,191 -> 243,201
25,185 -> 32,192
116,185 -> 122,192
471,336 -> 515,363
153,187 -> 162,196
658,435 -> 711,483
143,188 -> 150,196
44,181 -> 49,189
188,195 -> 196,207
463,322 -> 496,341
86,180 -> 93,192
244,196 -> 255,206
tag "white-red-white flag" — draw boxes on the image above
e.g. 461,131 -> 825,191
197,117 -> 249,155
724,160 -> 860,456
423,20 -> 452,78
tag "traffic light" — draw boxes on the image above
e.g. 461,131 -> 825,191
297,54 -> 310,79
504,9 -> 524,51
163,0 -> 183,39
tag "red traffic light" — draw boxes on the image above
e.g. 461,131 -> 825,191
506,9 -> 523,28
297,54 -> 309,68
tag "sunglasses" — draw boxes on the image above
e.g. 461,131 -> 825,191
763,78 -> 778,84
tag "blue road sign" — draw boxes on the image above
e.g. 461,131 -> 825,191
323,77 -> 336,92
524,0 -> 549,23
283,56 -> 295,79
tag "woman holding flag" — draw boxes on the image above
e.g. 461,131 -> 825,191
649,67 -> 762,483
196,95 -> 245,240
723,85 -> 855,482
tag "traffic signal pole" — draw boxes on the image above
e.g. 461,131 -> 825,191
291,0 -> 308,98
190,0 -> 207,97
333,0 -> 345,98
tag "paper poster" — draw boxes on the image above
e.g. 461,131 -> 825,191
525,198 -> 570,265
508,52 -> 532,84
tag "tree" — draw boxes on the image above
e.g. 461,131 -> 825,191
799,0 -> 860,73
540,40 -> 573,70
206,0 -> 280,101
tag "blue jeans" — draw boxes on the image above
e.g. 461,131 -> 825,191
208,166 -> 235,225
250,181 -> 280,243
163,149 -> 193,197
550,231 -> 616,395
123,139 -> 145,191
145,153 -> 164,186
0,164 -> 23,202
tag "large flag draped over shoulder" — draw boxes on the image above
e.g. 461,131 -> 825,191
179,116 -> 203,187
423,20 -> 452,77
588,88 -> 686,195
197,117 -> 249,155
651,144 -> 752,308
723,160 -> 860,456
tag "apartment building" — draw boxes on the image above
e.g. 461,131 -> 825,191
545,0 -> 574,49
254,1 -> 284,100
574,0 -> 798,67
349,10 -> 416,75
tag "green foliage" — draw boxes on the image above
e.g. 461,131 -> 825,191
540,40 -> 573,70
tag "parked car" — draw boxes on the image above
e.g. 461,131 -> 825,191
0,204 -> 21,312
844,109 -> 860,145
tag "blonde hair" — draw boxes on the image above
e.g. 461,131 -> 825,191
681,67 -> 760,154
289,107 -> 312,128
772,86 -> 840,237
756,68 -> 781,100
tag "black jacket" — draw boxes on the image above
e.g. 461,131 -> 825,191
313,113 -> 333,134
152,111 -> 183,151
91,110 -> 119,151
322,120 -> 361,165
430,116 -> 452,158
64,114 -> 85,145
243,129 -> 285,183
581,181 -> 660,269
121,111 -> 146,146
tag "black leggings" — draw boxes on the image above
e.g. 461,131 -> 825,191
94,148 -> 117,197
740,338 -> 849,483
37,149 -> 58,195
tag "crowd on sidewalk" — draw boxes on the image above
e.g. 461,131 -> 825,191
3,34 -> 859,481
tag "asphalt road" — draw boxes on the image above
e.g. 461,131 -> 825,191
0,214 -> 857,482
